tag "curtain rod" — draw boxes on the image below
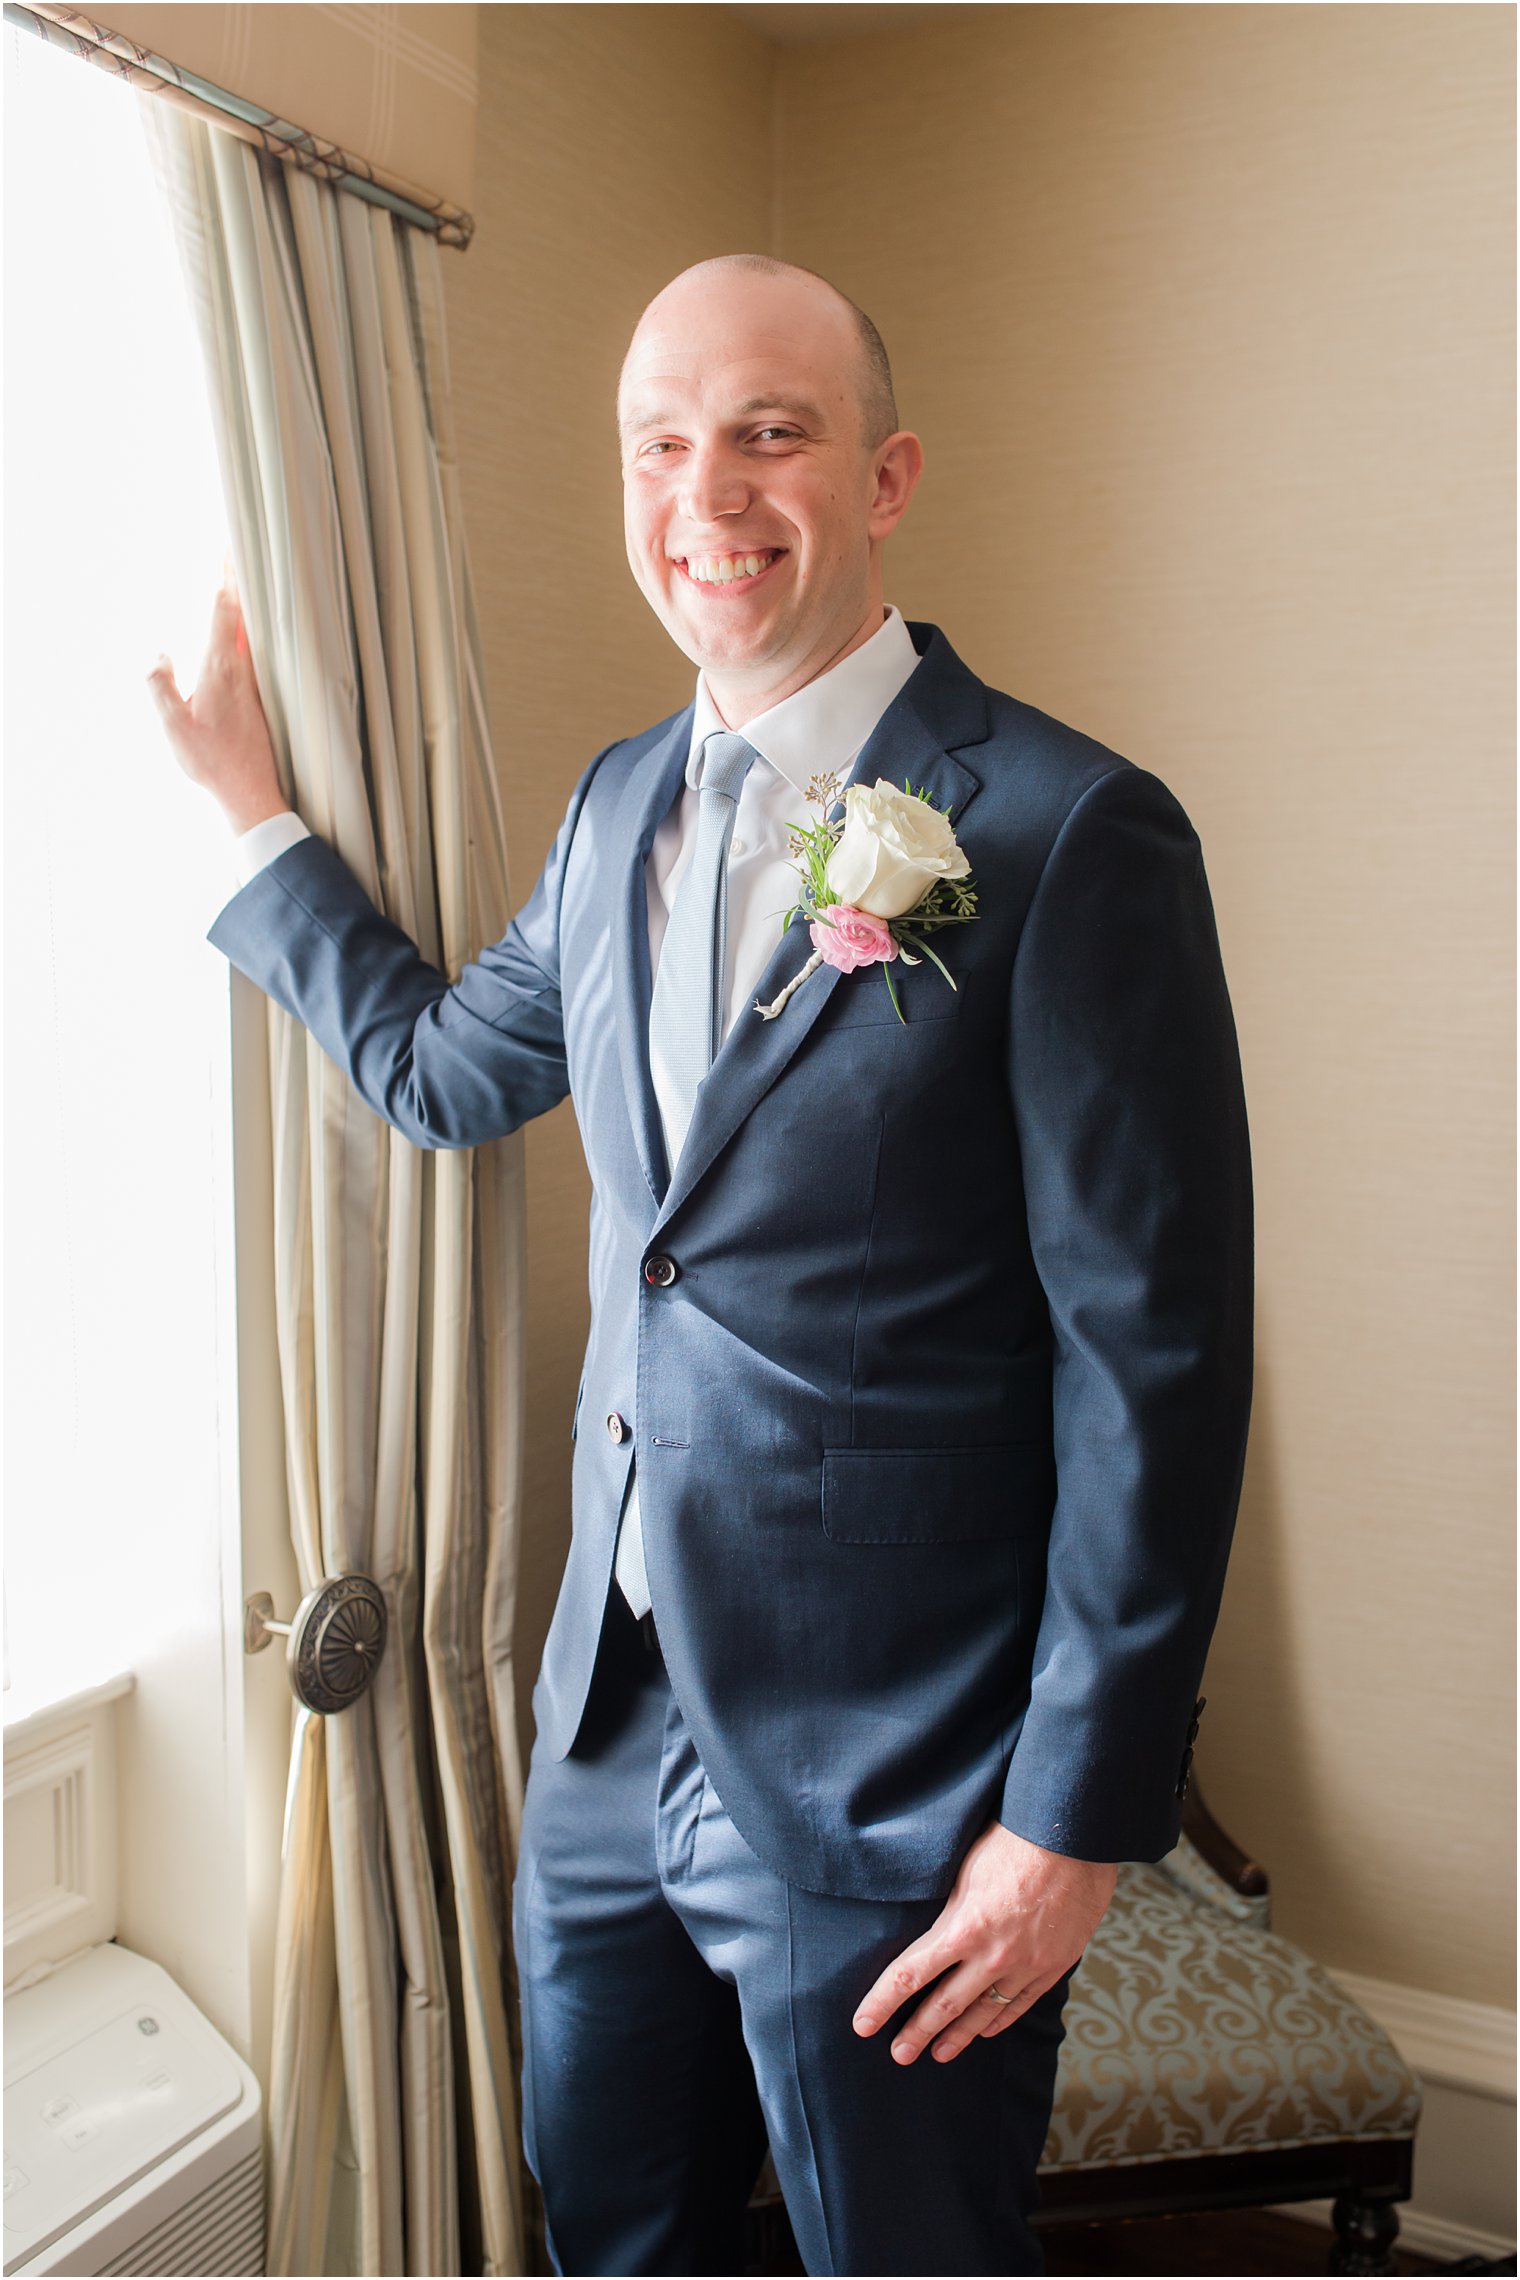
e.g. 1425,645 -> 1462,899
4,2 -> 476,249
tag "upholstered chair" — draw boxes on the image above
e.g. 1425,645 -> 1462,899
1032,1784 -> 1422,2276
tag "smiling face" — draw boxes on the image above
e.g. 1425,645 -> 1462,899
618,262 -> 922,724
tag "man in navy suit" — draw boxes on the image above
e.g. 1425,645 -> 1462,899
154,255 -> 1252,2276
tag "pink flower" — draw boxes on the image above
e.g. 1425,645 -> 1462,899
809,903 -> 899,972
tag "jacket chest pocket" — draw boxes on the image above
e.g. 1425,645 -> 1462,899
802,974 -> 970,1133
821,1442 -> 1055,1543
822,969 -> 964,1031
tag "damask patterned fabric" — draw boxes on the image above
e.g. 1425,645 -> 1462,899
1041,1837 -> 1420,2170
1150,1828 -> 1273,1934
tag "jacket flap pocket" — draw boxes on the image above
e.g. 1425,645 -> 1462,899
821,1442 -> 1055,1543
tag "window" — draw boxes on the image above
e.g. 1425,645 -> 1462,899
4,25 -> 240,1719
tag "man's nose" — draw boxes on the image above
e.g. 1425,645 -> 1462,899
676,443 -> 750,525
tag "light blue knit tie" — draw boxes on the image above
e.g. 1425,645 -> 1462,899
649,730 -> 760,1169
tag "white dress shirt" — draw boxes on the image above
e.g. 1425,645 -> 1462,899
232,603 -> 922,1620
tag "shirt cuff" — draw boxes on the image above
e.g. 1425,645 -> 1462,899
234,810 -> 310,887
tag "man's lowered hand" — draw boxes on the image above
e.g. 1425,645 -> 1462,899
852,1820 -> 1116,2064
148,559 -> 289,835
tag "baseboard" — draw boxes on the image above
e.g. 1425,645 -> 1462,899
1395,2205 -> 1518,2264
1272,1968 -> 1516,2259
1280,2195 -> 1516,2266
1330,1967 -> 1515,2100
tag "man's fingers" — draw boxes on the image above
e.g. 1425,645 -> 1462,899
931,1965 -> 1068,2064
977,1984 -> 1042,2040
201,579 -> 242,673
146,652 -> 200,776
927,1981 -> 1037,2064
851,1932 -> 956,2038
146,653 -> 181,710
197,570 -> 257,688
883,1960 -> 995,2065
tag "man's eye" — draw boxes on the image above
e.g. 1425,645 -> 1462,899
754,427 -> 798,443
640,440 -> 680,457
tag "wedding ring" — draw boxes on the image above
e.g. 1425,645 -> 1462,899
984,1984 -> 1016,2004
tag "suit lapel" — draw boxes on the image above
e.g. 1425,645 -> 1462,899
645,627 -> 989,1239
612,703 -> 694,1206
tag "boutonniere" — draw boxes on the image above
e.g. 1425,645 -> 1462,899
753,773 -> 979,1024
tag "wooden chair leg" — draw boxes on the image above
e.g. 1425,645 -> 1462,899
1329,2187 -> 1403,2276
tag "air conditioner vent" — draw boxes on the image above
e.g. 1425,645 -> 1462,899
98,2145 -> 263,2275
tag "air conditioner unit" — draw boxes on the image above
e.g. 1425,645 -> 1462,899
4,1942 -> 264,2276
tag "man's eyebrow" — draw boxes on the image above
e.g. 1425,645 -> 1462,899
732,394 -> 826,425
618,395 -> 827,436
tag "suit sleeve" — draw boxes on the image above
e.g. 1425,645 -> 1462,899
999,762 -> 1254,1863
206,746 -> 615,1150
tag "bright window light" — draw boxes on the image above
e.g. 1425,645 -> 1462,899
4,26 -> 241,1715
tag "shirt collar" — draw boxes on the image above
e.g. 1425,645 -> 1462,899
685,605 -> 920,795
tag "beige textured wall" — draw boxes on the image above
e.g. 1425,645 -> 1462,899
441,5 -> 773,1739
99,4 -> 478,212
775,3 -> 1514,2008
443,2 -> 1511,2010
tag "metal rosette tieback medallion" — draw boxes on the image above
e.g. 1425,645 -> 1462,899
285,1574 -> 388,1714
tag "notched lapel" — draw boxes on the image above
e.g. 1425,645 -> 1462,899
611,707 -> 693,1207
648,676 -> 987,1240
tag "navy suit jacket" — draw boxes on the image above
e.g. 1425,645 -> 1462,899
209,620 -> 1253,1900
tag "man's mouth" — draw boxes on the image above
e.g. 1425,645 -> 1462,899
673,548 -> 786,588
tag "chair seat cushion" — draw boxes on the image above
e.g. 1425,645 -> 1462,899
1040,1845 -> 1421,2171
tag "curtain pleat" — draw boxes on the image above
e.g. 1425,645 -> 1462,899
270,1714 -> 345,2275
141,96 -> 528,2278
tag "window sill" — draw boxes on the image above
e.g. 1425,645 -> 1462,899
3,1668 -> 136,1748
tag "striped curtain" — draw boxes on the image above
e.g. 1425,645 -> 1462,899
141,97 -> 529,2277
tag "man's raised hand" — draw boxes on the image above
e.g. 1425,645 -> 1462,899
852,1820 -> 1116,2065
147,561 -> 289,835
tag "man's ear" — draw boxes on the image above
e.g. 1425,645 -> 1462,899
867,431 -> 925,544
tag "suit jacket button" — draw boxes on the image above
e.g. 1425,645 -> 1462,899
644,1255 -> 677,1286
1176,1745 -> 1195,1800
606,1411 -> 627,1444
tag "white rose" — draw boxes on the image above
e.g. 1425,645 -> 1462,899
824,779 -> 971,920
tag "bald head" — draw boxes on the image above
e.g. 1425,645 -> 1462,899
623,255 -> 899,449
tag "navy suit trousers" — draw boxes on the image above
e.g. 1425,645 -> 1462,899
511,1584 -> 1075,2277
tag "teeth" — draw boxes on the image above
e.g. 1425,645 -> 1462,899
685,550 -> 777,585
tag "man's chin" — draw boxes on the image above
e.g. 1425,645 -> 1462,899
656,600 -> 791,681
